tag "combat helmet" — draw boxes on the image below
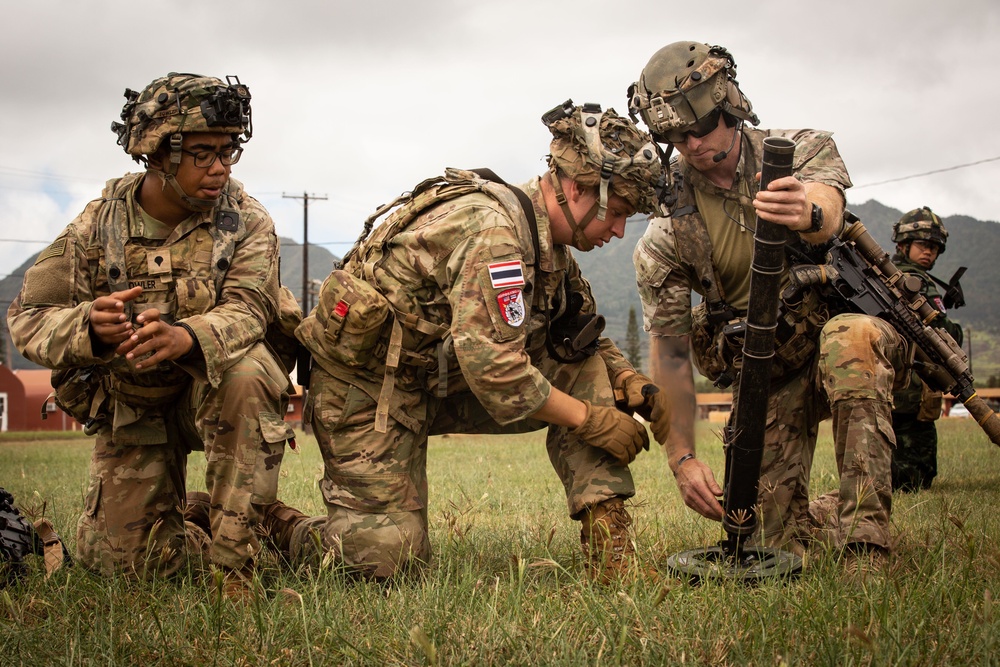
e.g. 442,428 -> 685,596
893,206 -> 948,253
627,41 -> 758,144
542,99 -> 664,250
111,72 -> 252,211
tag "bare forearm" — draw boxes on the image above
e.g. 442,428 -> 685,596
530,387 -> 587,429
649,334 -> 697,467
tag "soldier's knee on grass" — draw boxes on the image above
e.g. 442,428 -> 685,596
319,508 -> 431,580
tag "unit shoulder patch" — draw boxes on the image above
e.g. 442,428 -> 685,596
496,288 -> 526,327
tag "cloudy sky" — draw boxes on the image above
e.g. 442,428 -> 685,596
1,0 -> 998,278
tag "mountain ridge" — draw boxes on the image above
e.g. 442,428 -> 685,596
2,202 -> 998,378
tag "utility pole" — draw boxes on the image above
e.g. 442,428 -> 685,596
283,191 -> 328,314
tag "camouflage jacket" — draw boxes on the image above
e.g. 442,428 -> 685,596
297,169 -> 633,427
892,255 -> 963,416
8,173 -> 282,439
634,127 -> 852,340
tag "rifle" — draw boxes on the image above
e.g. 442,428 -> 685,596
787,216 -> 1000,445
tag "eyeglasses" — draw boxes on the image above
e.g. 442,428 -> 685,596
180,146 -> 243,168
663,109 -> 722,144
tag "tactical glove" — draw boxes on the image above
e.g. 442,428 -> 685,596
615,372 -> 672,445
571,400 -> 649,465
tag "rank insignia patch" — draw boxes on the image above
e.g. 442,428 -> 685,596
496,288 -> 526,327
488,261 -> 525,289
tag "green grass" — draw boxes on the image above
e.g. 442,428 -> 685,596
2,419 -> 999,665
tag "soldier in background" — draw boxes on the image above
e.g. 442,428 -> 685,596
629,42 -> 906,568
7,73 -> 304,599
284,101 -> 672,583
890,207 -> 963,491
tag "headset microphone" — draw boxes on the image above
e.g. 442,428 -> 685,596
713,122 -> 740,163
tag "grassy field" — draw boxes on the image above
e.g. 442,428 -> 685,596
2,418 -> 999,666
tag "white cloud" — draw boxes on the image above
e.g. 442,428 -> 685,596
1,0 -> 998,274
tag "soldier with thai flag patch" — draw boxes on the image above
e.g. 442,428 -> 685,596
291,101 -> 673,584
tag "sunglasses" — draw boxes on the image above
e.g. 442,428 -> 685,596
663,109 -> 722,144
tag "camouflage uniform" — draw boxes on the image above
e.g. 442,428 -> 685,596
7,173 -> 295,577
293,171 -> 638,578
890,255 -> 962,491
634,127 -> 904,551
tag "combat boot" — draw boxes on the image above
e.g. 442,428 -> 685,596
183,491 -> 212,537
258,501 -> 308,558
842,542 -> 889,581
216,563 -> 260,603
579,497 -> 637,584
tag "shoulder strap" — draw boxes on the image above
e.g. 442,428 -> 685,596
205,180 -> 243,295
469,167 -> 540,271
667,164 -> 732,320
97,178 -> 135,319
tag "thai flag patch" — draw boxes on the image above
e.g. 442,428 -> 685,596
488,260 -> 525,289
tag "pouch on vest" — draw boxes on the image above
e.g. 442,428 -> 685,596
48,366 -> 110,435
689,302 -> 731,384
315,270 -> 391,368
917,382 -> 944,421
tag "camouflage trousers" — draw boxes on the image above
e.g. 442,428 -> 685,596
890,413 -> 938,492
293,353 -> 635,579
736,314 -> 905,552
76,343 -> 293,578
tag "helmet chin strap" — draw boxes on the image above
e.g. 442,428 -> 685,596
149,133 -> 220,213
548,169 -> 599,252
154,169 -> 219,212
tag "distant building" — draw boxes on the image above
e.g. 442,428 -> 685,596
0,366 -> 75,432
0,365 -> 306,433
697,392 -> 733,423
944,389 -> 1000,416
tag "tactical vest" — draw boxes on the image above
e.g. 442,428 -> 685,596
51,175 -> 298,430
667,129 -> 832,387
100,176 -> 243,319
299,168 -> 538,432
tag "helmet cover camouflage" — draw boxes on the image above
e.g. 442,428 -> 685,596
543,100 -> 663,216
627,41 -> 757,140
893,206 -> 948,252
111,72 -> 252,162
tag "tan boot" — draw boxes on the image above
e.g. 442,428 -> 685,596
217,564 -> 259,603
842,542 -> 889,581
183,491 -> 212,537
258,501 -> 308,558
579,497 -> 637,584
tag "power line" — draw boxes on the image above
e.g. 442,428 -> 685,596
853,155 -> 1000,190
278,240 -> 354,247
0,165 -> 101,184
0,238 -> 354,248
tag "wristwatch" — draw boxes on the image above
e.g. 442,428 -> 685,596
806,203 -> 824,233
